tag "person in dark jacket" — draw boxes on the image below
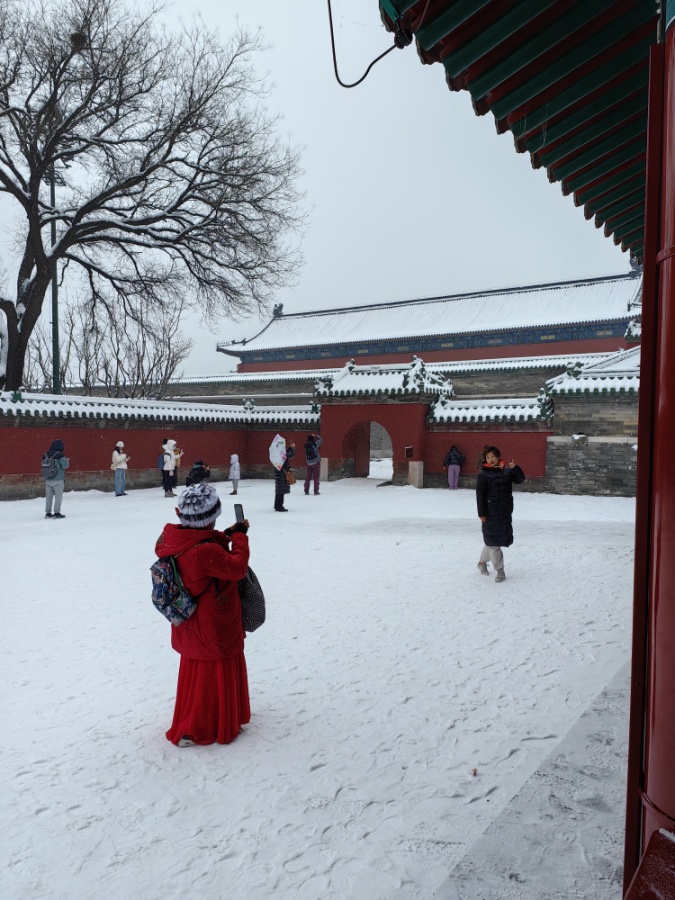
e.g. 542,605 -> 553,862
476,445 -> 526,582
43,439 -> 70,519
185,460 -> 210,487
157,482 -> 251,747
442,444 -> 465,490
274,441 -> 295,511
303,434 -> 323,495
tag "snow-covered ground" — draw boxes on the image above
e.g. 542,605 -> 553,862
3,464 -> 635,899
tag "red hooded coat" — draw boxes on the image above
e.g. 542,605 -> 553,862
155,524 -> 250,661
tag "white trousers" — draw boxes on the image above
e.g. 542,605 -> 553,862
480,544 -> 504,570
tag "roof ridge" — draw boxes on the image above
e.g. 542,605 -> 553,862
253,272 -> 637,321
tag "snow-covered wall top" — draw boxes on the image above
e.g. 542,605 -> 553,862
546,346 -> 640,395
315,357 -> 454,398
0,392 -> 319,425
429,396 -> 541,423
219,274 -> 640,353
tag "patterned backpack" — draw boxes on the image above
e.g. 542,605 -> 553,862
150,542 -> 213,625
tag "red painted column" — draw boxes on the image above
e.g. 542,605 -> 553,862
641,15 -> 675,852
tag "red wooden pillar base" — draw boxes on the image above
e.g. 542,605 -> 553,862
624,830 -> 675,899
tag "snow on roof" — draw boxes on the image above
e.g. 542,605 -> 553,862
174,352 -> 614,386
314,357 -> 454,398
0,392 -> 319,425
220,274 -> 640,354
546,346 -> 640,395
429,396 -> 541,423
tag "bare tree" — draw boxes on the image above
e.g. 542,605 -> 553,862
0,0 -> 304,390
24,296 -> 195,398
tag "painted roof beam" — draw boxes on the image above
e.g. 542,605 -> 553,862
508,32 -> 655,137
534,99 -> 646,169
416,0 -> 493,52
562,137 -> 646,194
521,67 -> 649,151
586,177 -> 646,218
595,189 -> 646,225
552,116 -> 647,181
467,0 -> 617,101
441,0 -> 559,80
602,208 -> 644,238
486,6 -> 655,121
575,159 -> 647,207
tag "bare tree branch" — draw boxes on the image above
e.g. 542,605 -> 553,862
0,0 -> 304,390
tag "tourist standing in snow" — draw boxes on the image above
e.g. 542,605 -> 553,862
162,439 -> 178,497
443,444 -> 464,490
228,453 -> 240,495
303,434 -> 322,495
157,483 -> 251,746
185,460 -> 210,487
43,439 -> 69,519
273,441 -> 295,511
476,446 -> 526,582
111,441 -> 130,496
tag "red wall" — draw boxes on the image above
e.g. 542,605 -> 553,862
321,403 -> 429,462
236,337 -> 629,373
426,430 -> 548,478
0,419 -> 547,482
1,425 -> 312,476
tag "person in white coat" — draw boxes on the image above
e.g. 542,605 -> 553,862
228,453 -> 241,495
162,439 -> 179,498
111,441 -> 130,496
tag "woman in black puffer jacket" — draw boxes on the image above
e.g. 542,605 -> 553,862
476,445 -> 526,582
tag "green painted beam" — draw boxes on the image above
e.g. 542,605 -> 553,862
585,176 -> 646,216
523,68 -> 649,152
536,99 -> 646,169
488,6 -> 654,120
443,0 -> 557,79
416,0 -> 492,52
509,34 -> 654,137
562,137 -> 646,194
618,225 -> 644,246
552,116 -> 647,181
575,159 -> 646,206
602,209 -> 643,236
469,0 -> 616,100
594,188 -> 646,224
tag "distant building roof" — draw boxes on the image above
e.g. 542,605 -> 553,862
218,273 -> 640,363
175,351 -> 614,386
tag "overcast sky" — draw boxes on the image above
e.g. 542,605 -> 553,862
2,0 -> 630,378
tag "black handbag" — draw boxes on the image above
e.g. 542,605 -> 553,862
238,566 -> 266,632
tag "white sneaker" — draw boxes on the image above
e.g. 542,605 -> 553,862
477,561 -> 489,576
177,737 -> 195,747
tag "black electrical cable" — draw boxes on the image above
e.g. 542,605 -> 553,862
326,0 -> 397,89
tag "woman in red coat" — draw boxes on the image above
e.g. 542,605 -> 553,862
156,482 -> 251,746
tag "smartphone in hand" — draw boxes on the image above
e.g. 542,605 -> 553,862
234,503 -> 244,523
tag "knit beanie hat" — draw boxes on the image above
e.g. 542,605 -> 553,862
177,483 -> 222,528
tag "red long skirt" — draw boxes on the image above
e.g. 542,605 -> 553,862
166,652 -> 250,746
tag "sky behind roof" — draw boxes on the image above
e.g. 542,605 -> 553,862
0,0 -> 631,378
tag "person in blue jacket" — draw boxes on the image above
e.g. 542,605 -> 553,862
43,439 -> 70,519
